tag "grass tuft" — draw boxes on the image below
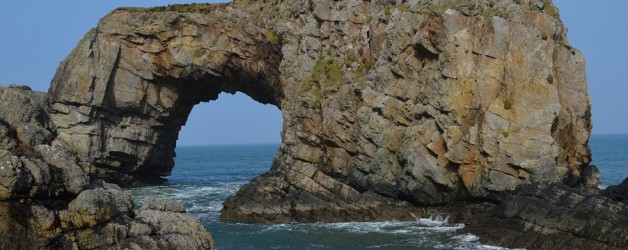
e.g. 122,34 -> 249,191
266,29 -> 281,45
546,74 -> 554,84
384,7 -> 391,16
504,100 -> 512,110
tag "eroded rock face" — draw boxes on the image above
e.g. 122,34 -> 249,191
1,185 -> 214,250
49,0 -> 591,221
0,86 -> 214,249
461,183 -> 628,250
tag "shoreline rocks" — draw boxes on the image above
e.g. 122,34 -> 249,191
0,86 -> 214,249
0,183 -> 214,250
460,183 -> 628,250
603,178 -> 628,204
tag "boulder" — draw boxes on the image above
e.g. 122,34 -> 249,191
0,150 -> 31,199
36,143 -> 89,195
140,197 -> 187,213
0,86 -> 54,148
604,178 -> 628,204
59,187 -> 134,228
0,184 -> 214,249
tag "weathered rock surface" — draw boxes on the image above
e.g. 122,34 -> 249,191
604,178 -> 628,204
48,0 -> 591,221
0,85 -> 54,150
0,86 -> 214,249
1,185 -> 214,250
461,183 -> 628,250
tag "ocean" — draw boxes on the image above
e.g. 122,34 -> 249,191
125,134 -> 627,249
589,134 -> 628,186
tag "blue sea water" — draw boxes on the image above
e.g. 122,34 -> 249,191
589,134 -> 628,185
126,134 -> 627,249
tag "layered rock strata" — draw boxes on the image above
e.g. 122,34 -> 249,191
48,0 -> 592,222
461,183 -> 628,250
0,86 -> 214,249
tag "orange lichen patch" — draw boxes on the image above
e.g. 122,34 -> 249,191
458,164 -> 482,189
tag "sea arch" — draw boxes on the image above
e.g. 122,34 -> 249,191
49,7 -> 284,184
48,2 -> 593,222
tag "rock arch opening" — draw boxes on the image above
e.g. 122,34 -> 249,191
49,8 -> 284,184
177,92 -> 282,146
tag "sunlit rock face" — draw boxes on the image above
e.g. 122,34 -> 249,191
0,86 -> 214,249
49,0 -> 591,222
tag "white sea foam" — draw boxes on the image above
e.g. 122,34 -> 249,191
451,233 -> 479,242
260,223 -> 298,233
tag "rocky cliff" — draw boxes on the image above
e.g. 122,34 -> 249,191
49,0 -> 591,222
0,86 -> 214,249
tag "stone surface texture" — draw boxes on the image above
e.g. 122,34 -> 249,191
604,178 -> 628,204
48,0 -> 591,222
461,183 -> 628,250
0,86 -> 214,249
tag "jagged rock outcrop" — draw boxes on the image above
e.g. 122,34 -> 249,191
1,185 -> 214,249
0,86 -> 214,249
461,183 -> 628,250
48,0 -> 592,222
604,178 -> 628,204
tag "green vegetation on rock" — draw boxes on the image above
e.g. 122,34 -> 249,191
546,74 -> 554,84
344,51 -> 357,66
357,59 -> 375,76
266,29 -> 281,45
542,3 -> 559,17
315,58 -> 343,88
504,100 -> 512,110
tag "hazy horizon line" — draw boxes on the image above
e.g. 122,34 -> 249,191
176,132 -> 628,147
176,142 -> 281,147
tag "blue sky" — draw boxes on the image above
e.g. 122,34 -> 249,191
0,1 -> 625,145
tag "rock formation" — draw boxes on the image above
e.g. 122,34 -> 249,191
7,0 -> 626,249
461,183 -> 628,250
604,178 -> 628,204
0,86 -> 214,249
49,0 -> 591,222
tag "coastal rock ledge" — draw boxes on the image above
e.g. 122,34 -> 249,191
2,0 -> 627,249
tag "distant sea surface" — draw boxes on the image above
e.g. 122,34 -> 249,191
589,134 -> 628,185
126,134 -> 627,249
